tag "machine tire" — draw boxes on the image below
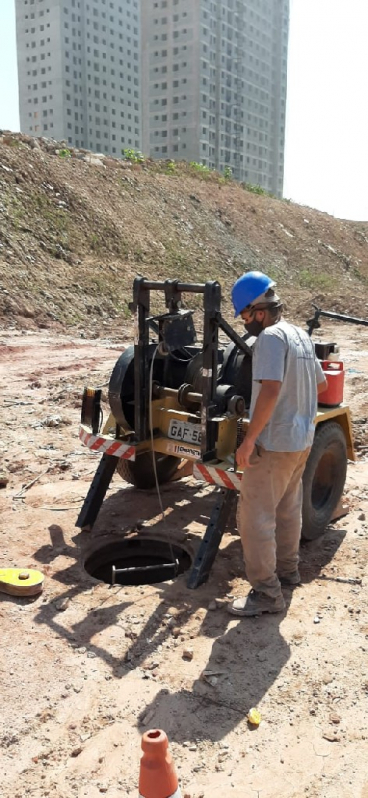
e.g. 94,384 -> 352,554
301,422 -> 347,541
117,452 -> 180,489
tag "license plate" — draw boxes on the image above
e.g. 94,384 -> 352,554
168,419 -> 201,446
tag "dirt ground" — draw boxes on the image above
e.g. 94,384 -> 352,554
1,321 -> 368,798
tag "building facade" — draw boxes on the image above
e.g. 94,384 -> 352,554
142,0 -> 289,196
16,0 -> 289,195
15,0 -> 141,156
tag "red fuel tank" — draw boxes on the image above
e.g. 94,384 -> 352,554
318,361 -> 344,407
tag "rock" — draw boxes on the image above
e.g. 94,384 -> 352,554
358,512 -> 366,521
83,155 -> 106,167
330,713 -> 341,724
104,158 -> 118,168
182,648 -> 194,661
70,746 -> 83,757
146,661 -> 160,670
55,597 -> 70,612
208,600 -> 217,611
202,674 -> 218,687
41,414 -> 63,427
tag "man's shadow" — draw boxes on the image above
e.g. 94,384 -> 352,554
135,609 -> 290,743
31,478 -> 347,739
134,522 -> 347,744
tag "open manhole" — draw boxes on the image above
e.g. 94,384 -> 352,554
84,537 -> 192,586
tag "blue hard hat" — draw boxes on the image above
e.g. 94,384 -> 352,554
231,271 -> 276,318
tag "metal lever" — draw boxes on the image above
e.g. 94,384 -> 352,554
111,561 -> 179,585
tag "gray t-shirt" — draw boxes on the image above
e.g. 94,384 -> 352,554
250,320 -> 325,452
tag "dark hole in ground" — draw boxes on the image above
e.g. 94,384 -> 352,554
84,537 -> 191,586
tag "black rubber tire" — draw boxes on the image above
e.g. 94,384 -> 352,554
116,452 -> 180,489
301,421 -> 347,541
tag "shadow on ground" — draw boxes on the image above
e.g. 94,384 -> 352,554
31,479 -> 347,741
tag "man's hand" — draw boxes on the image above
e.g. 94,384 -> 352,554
317,378 -> 328,395
236,436 -> 256,469
237,380 -> 281,469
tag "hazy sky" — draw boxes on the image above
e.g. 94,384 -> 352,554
0,0 -> 367,221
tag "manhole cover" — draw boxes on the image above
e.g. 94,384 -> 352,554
84,537 -> 191,586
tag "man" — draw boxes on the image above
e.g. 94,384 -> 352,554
228,271 -> 327,617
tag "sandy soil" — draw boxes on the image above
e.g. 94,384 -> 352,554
0,322 -> 367,798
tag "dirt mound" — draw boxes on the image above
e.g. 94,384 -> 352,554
1,131 -> 368,333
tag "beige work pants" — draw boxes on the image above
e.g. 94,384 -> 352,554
237,446 -> 311,599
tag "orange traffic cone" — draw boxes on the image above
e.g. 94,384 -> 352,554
139,729 -> 182,798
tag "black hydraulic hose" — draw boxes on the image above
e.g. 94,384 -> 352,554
313,307 -> 368,326
307,305 -> 368,336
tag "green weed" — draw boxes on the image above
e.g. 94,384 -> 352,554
133,247 -> 144,262
349,265 -> 368,286
165,160 -> 176,175
90,233 -> 99,251
243,183 -> 270,196
122,148 -> 145,164
189,161 -> 212,177
7,138 -> 22,148
117,300 -> 132,320
299,269 -> 332,290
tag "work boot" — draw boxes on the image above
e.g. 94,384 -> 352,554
279,570 -> 301,587
227,589 -> 285,617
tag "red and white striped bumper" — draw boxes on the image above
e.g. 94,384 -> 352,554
193,462 -> 242,490
79,425 -> 136,460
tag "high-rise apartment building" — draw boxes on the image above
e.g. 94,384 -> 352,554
142,0 -> 289,196
15,0 -> 141,156
15,0 -> 289,195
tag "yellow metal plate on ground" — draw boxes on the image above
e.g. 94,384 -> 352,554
0,568 -> 44,597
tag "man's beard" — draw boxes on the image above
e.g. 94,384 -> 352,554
244,318 -> 264,337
